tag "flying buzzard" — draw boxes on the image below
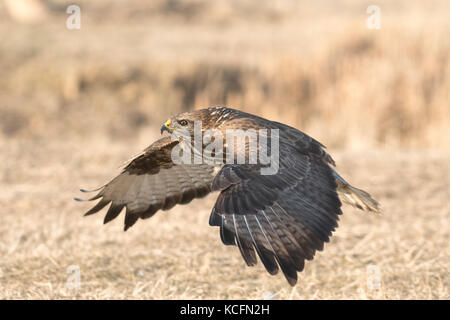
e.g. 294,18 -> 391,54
76,106 -> 380,286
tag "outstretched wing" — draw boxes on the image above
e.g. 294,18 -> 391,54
209,140 -> 342,286
77,136 -> 215,230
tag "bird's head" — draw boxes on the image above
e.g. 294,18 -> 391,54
160,112 -> 196,134
160,108 -> 223,135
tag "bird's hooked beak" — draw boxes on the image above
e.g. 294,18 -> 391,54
160,120 -> 175,134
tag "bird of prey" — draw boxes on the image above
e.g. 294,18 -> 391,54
76,106 -> 380,286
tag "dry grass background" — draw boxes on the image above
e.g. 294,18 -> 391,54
0,0 -> 448,299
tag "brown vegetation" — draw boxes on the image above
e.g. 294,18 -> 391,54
1,0 -> 449,150
0,0 -> 448,299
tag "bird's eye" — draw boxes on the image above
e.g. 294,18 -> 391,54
178,120 -> 188,126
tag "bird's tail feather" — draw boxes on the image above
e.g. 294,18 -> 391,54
333,170 -> 381,213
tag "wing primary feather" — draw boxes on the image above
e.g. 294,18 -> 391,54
259,209 -> 298,286
275,202 -> 325,253
209,209 -> 221,226
84,198 -> 110,216
80,186 -> 104,193
103,202 -> 125,224
253,213 -> 283,267
124,210 -> 139,231
87,191 -> 104,201
266,206 -> 306,272
232,214 -> 257,266
220,216 -> 236,245
243,215 -> 278,275
140,204 -> 160,219
269,205 -> 311,261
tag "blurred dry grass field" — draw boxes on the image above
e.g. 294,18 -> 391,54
0,139 -> 448,299
1,0 -> 449,149
0,0 -> 449,299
